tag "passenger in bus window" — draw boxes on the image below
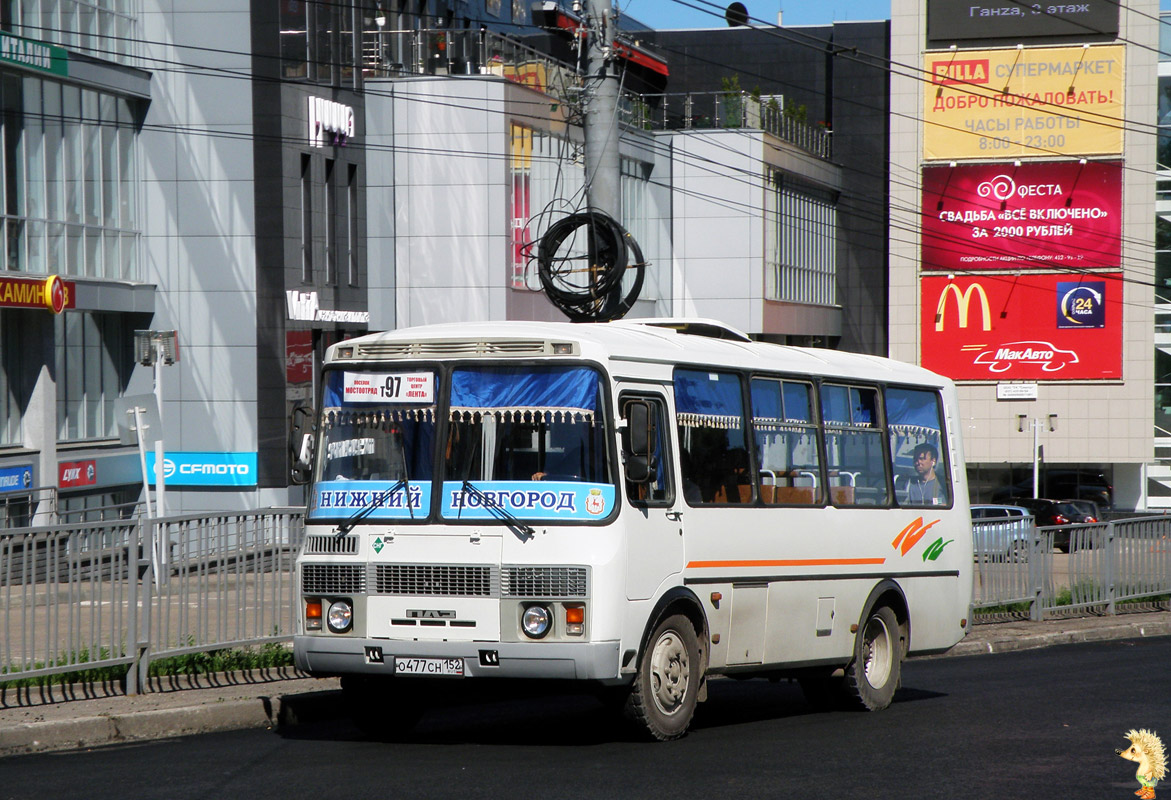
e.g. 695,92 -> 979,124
906,443 -> 944,505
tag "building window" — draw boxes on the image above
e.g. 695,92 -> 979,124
347,162 -> 358,286
325,158 -> 336,284
301,153 -> 313,282
55,311 -> 134,442
0,311 -> 29,446
11,0 -> 140,65
0,76 -> 140,279
765,172 -> 837,306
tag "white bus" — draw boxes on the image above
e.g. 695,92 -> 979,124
292,319 -> 973,740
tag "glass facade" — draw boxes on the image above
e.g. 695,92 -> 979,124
8,0 -> 139,64
0,75 -> 139,279
54,310 -> 134,441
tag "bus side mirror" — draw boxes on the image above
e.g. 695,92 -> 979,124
290,404 -> 315,485
624,401 -> 653,484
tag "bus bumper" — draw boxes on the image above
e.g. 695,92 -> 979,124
294,636 -> 622,681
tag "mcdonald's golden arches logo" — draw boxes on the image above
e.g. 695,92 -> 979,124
935,282 -> 992,332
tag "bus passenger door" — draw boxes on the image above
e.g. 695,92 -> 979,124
619,390 -> 685,601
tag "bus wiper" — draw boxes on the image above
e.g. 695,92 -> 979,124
460,479 -> 535,540
335,478 -> 413,537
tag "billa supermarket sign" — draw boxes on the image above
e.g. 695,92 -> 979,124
0,274 -> 75,313
923,45 -> 1123,160
921,160 -> 1121,271
921,272 -> 1121,381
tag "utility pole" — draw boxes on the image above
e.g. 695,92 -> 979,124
583,0 -> 620,221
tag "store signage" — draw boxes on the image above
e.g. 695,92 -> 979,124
59,459 -> 97,489
0,465 -> 33,494
0,274 -> 75,313
285,290 -> 370,324
308,96 -> 355,147
0,32 -> 67,77
921,160 -> 1121,270
923,45 -> 1123,160
146,452 -> 258,488
926,0 -> 1119,43
921,272 -> 1121,381
286,330 -> 313,384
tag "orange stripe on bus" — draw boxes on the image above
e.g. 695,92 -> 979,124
686,558 -> 887,569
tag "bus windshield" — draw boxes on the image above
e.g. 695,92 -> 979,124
309,368 -> 438,521
442,364 -> 615,523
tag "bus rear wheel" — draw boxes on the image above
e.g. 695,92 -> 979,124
845,605 -> 902,711
624,614 -> 700,740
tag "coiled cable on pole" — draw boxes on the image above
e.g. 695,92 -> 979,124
536,211 -> 646,322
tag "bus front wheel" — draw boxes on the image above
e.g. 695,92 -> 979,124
624,614 -> 701,740
845,605 -> 902,711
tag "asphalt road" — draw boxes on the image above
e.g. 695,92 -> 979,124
2,637 -> 1167,800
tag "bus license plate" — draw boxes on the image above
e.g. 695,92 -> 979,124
393,657 -> 465,677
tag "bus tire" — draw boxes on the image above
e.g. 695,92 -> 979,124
342,675 -> 424,739
624,614 -> 700,740
845,605 -> 902,711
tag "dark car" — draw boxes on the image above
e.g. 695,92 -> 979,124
1006,497 -> 1095,552
1061,499 -> 1102,523
992,470 -> 1112,508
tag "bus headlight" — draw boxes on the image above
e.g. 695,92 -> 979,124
327,600 -> 353,633
521,604 -> 551,639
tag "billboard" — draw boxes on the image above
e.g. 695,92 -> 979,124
921,273 -> 1121,381
921,160 -> 1121,270
923,45 -> 1123,160
146,452 -> 258,487
926,0 -> 1119,43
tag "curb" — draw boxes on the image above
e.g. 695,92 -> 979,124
946,618 -> 1171,657
0,688 -> 344,758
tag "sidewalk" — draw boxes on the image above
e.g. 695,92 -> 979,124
3,611 -> 1170,757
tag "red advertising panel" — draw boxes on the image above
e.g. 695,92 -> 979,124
921,161 -> 1122,271
59,459 -> 97,489
285,330 -> 313,384
921,273 -> 1121,381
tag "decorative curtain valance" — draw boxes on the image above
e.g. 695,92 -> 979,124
449,366 -> 598,422
675,369 -> 743,430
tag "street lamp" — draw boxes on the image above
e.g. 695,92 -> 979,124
134,330 -> 179,516
1017,413 -> 1058,497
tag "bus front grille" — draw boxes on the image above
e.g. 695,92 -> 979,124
372,564 -> 494,597
301,563 -> 366,594
303,534 -> 359,555
501,566 -> 588,598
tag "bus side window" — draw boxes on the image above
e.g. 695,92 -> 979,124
886,386 -> 950,508
674,369 -> 751,505
821,384 -> 890,507
621,395 -> 673,505
750,378 -> 822,505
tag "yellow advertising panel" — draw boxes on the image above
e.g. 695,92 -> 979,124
923,45 -> 1123,160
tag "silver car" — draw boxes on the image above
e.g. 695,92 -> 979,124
971,504 -> 1033,561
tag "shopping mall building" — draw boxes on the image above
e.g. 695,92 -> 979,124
0,0 -> 1163,521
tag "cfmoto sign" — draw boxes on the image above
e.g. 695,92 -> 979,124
146,452 -> 258,487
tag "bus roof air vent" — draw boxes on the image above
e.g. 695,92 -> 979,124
625,318 -> 753,343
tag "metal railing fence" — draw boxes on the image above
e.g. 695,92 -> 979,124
973,516 -> 1171,621
1,509 -> 304,694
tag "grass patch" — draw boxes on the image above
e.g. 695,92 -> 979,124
0,641 -> 293,691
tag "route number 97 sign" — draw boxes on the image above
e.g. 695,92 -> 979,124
342,371 -> 435,404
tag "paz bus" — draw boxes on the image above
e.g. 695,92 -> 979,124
291,318 -> 972,740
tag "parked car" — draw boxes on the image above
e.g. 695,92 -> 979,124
1061,499 -> 1102,523
970,504 -> 1032,561
1005,497 -> 1093,552
992,470 -> 1112,508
